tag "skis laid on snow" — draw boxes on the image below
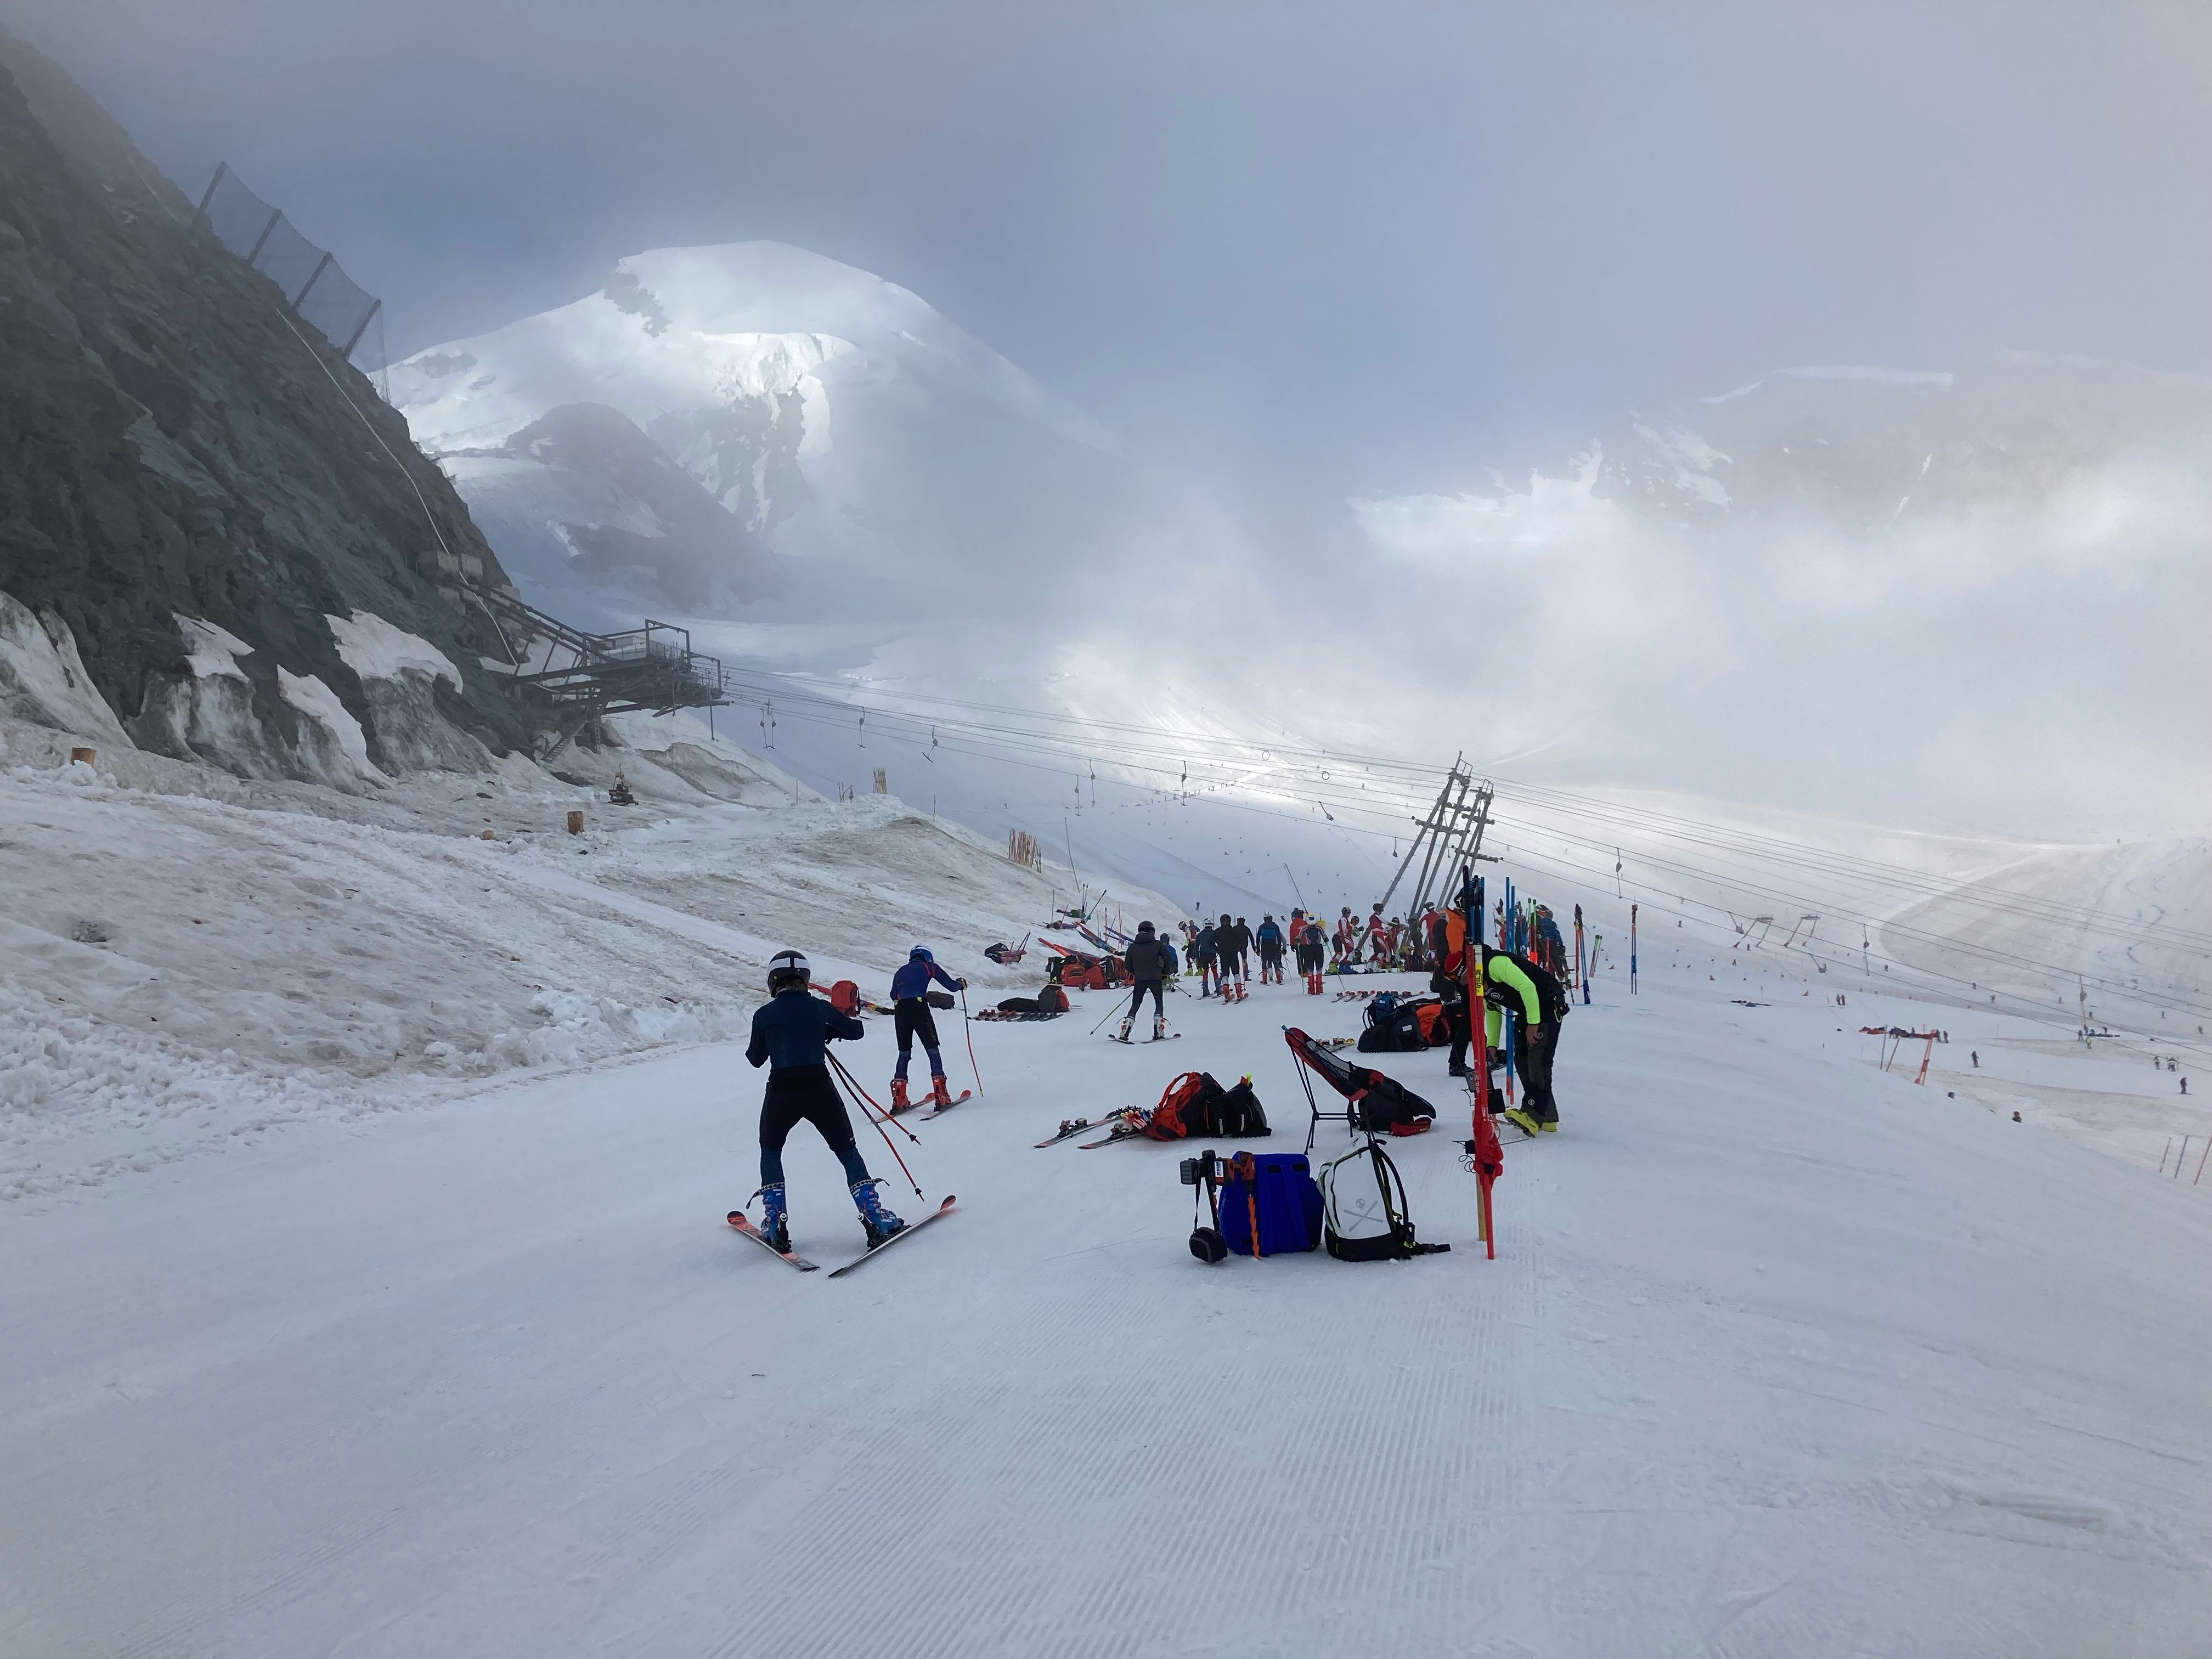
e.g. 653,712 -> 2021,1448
919,1090 -> 972,1120
1034,1118 -> 1097,1148
826,1194 -> 957,1278
1079,1111 -> 1152,1148
727,1211 -> 821,1272
1105,1032 -> 1180,1044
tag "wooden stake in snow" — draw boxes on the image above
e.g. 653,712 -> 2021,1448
566,810 -> 584,836
70,747 -> 95,766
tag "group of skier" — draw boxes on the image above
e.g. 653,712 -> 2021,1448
741,881 -> 1573,1254
1163,888 -> 1572,1135
741,943 -> 973,1255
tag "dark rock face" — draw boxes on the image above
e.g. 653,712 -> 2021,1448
0,32 -> 527,774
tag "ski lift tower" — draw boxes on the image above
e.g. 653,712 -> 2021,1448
1379,754 -> 1497,918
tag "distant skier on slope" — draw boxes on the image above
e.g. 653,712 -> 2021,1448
1194,919 -> 1221,997
1298,916 -> 1327,992
1256,914 -> 1285,984
746,949 -> 903,1251
1219,913 -> 1244,984
889,945 -> 967,1111
1118,920 -> 1173,1042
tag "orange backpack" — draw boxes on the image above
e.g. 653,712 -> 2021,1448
1146,1071 -> 1224,1140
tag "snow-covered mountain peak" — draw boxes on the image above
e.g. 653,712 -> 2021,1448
391,240 -> 1130,626
393,240 -> 1112,460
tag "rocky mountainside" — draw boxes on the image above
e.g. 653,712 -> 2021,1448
0,30 -> 530,785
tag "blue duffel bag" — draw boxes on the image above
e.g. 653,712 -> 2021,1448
1217,1152 -> 1323,1257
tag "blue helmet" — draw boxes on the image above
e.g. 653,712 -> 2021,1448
910,945 -> 933,962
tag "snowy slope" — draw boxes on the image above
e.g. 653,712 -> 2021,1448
3,960 -> 2205,1656
0,721 -> 1173,1201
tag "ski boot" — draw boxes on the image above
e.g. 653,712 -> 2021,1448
1152,1015 -> 1166,1042
1115,1017 -> 1133,1042
1448,1058 -> 1471,1079
928,1074 -> 954,1109
890,1076 -> 911,1113
1536,1115 -> 1559,1133
851,1178 -> 906,1247
1503,1108 -> 1542,1138
757,1182 -> 791,1254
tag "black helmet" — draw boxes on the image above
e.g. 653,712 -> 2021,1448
1137,919 -> 1154,934
767,949 -> 810,994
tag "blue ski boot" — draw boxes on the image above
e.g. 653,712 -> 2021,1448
851,1178 -> 906,1248
758,1182 -> 791,1254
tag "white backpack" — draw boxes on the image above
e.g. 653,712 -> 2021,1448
1318,1139 -> 1423,1262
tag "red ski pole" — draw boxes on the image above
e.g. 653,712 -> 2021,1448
827,1052 -> 924,1196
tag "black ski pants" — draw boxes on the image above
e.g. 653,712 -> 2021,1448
759,1064 -> 871,1188
1514,1018 -> 1562,1122
1445,1003 -> 1472,1070
893,1000 -> 942,1054
1126,978 -> 1165,1020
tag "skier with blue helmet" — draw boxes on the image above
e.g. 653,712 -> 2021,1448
888,945 -> 966,1111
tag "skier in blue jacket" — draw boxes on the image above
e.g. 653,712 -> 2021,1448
743,949 -> 903,1251
888,945 -> 967,1111
1255,915 -> 1285,984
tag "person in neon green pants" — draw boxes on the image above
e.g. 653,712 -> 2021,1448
1482,944 -> 1568,1133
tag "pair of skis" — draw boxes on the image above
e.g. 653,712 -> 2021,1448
1032,1109 -> 1150,1148
1105,1031 -> 1179,1044
887,1088 -> 972,1120
727,1194 -> 957,1277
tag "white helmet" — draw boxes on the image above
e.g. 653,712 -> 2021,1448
767,949 -> 810,994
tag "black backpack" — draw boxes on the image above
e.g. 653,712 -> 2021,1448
1351,1073 -> 1436,1135
1208,1077 -> 1271,1138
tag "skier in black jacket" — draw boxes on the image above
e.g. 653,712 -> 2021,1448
741,949 -> 904,1251
1118,921 -> 1173,1041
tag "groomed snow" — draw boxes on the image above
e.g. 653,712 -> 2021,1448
2,958 -> 2205,1656
3,730 -> 2207,1655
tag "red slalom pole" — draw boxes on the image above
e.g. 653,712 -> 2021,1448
1460,868 -> 1502,1260
960,983 -> 985,1097
827,1052 -> 923,1196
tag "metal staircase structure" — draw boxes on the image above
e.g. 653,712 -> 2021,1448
467,585 -> 731,759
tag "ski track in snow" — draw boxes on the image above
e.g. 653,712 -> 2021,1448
3,960 -> 2208,1656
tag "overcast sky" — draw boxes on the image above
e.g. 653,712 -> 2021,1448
10,0 -> 2210,488
10,1 -> 2212,839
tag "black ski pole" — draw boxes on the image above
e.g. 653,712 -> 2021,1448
1090,991 -> 1127,1036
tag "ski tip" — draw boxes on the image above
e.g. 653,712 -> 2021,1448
726,1211 -> 747,1228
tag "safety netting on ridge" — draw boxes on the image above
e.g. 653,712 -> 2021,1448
187,162 -> 385,375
